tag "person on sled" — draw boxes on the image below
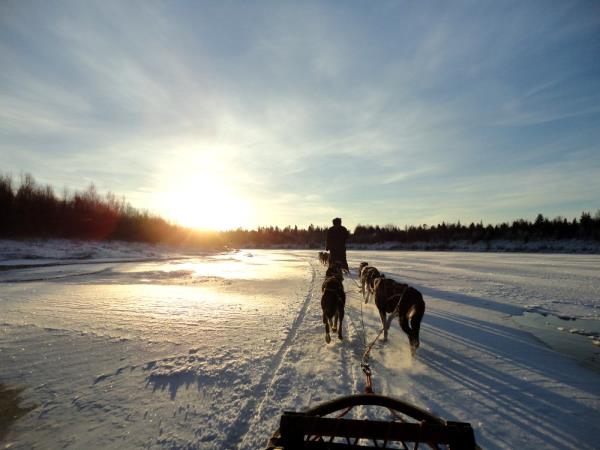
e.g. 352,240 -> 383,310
326,217 -> 350,273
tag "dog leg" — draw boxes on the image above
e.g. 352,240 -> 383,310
337,307 -> 344,340
399,316 -> 410,338
409,306 -> 424,353
379,311 -> 388,341
385,313 -> 396,331
331,312 -> 338,333
323,312 -> 331,344
400,315 -> 419,355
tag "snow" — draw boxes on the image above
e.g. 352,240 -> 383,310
0,239 -> 201,263
349,239 -> 600,253
0,244 -> 599,449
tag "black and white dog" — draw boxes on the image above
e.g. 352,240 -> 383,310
373,277 -> 425,355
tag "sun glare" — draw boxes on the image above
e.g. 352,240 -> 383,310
159,171 -> 252,231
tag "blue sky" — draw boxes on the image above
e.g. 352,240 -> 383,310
1,1 -> 599,230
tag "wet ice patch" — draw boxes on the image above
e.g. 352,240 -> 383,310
0,384 -> 36,441
512,311 -> 600,372
86,269 -> 226,286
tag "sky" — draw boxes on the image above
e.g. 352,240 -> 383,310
1,1 -> 599,231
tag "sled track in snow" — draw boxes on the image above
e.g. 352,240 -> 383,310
227,261 -> 318,449
338,300 -> 362,401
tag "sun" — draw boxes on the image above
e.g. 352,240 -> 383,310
159,172 -> 252,231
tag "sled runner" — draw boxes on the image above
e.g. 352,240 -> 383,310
265,393 -> 479,450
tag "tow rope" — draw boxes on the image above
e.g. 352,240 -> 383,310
344,269 -> 407,394
345,268 -> 407,395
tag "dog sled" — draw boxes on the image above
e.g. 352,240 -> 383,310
273,262 -> 480,449
265,393 -> 479,449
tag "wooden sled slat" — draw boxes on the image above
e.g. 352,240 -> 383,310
265,394 -> 478,450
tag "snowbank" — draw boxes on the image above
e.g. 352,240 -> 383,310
0,239 -> 212,265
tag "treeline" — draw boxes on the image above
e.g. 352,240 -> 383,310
218,212 -> 600,247
0,173 -> 216,247
1,173 -> 598,247
221,225 -> 328,248
351,213 -> 600,244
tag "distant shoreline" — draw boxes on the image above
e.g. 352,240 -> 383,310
2,238 -> 600,256
238,239 -> 600,254
347,239 -> 600,254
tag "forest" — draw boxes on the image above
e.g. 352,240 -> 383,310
1,173 -> 599,248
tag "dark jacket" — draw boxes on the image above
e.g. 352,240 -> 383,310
326,225 -> 349,269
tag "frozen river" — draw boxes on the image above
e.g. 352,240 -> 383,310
1,245 -> 599,449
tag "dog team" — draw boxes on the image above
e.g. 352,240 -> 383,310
318,252 -> 426,356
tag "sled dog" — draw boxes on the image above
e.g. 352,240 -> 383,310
321,266 -> 345,343
358,262 -> 382,304
318,251 -> 329,266
373,277 -> 425,355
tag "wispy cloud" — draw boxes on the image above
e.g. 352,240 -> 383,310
1,0 -> 598,229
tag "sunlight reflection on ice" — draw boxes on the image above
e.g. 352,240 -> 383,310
122,250 -> 308,281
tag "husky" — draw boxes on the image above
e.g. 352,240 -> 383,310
358,262 -> 382,304
318,251 -> 329,266
321,265 -> 345,343
373,277 -> 425,355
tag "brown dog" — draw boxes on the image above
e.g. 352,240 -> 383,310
321,265 -> 345,343
373,277 -> 425,355
358,262 -> 382,304
318,251 -> 329,266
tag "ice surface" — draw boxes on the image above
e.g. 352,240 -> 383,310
0,246 -> 599,449
0,239 -> 200,263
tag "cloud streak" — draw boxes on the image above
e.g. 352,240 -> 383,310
1,0 -> 598,229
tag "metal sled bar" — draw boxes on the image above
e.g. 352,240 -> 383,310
278,413 -> 476,450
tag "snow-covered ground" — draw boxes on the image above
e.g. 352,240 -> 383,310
349,239 -> 600,253
1,243 -> 599,449
0,239 -> 202,262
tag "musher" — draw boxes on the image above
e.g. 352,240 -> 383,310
325,217 -> 350,272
